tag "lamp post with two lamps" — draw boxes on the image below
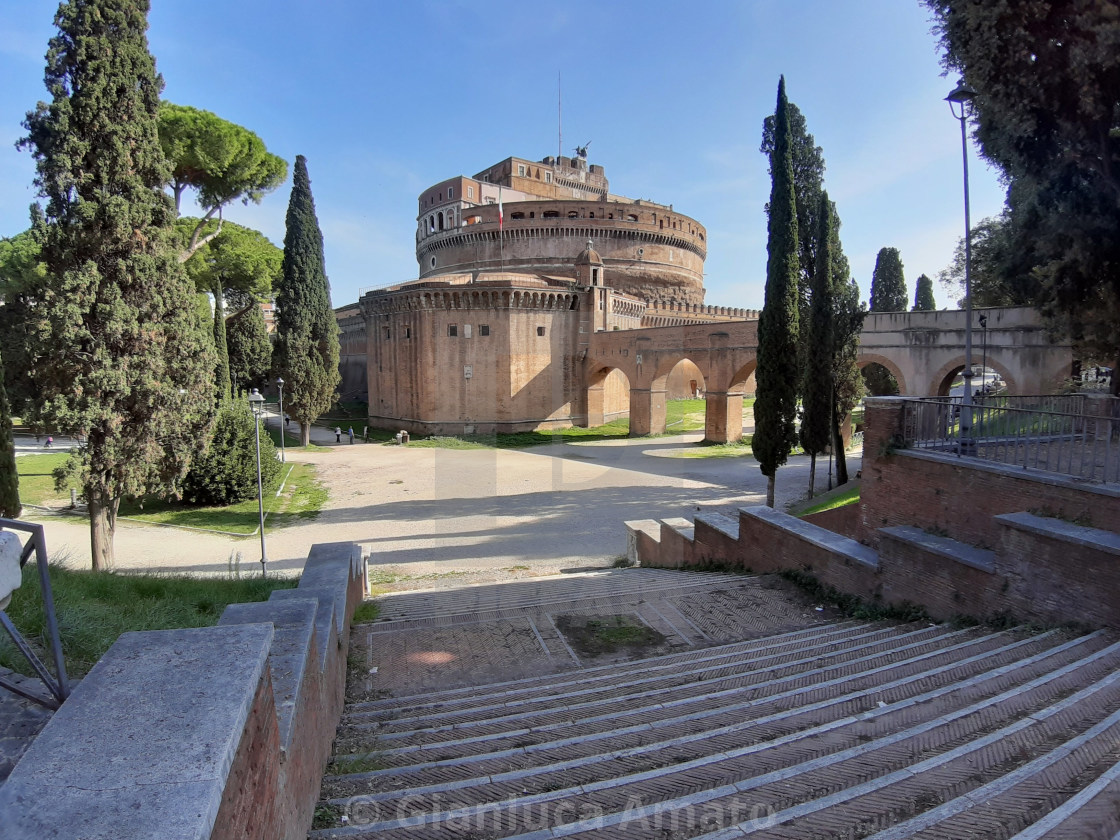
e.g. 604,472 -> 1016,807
247,388 -> 268,578
947,80 -> 978,455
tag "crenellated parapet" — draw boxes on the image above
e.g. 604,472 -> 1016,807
361,283 -> 580,317
640,301 -> 759,327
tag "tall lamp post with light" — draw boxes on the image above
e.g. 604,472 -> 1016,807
247,388 -> 268,578
947,80 -> 977,455
276,376 -> 286,464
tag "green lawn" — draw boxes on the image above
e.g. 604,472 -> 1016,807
0,565 -> 298,677
799,482 -> 861,516
391,398 -> 758,450
17,455 -> 327,535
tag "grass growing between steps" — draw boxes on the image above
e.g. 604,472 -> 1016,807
555,614 -> 668,659
0,564 -> 298,678
778,569 -> 933,624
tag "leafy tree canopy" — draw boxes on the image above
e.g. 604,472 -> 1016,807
869,247 -> 907,312
159,102 -> 287,260
938,210 -> 1042,308
924,0 -> 1120,372
226,302 -> 273,397
178,217 -> 282,301
0,216 -> 48,414
19,0 -> 216,569
913,274 -> 937,311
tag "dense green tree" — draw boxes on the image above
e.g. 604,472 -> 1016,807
938,210 -> 1041,307
19,0 -> 215,569
180,402 -> 279,506
799,191 -> 834,496
0,218 -> 47,417
912,274 -> 936,311
924,0 -> 1120,392
159,103 -> 287,260
180,219 -> 281,401
869,247 -> 907,312
831,276 -> 866,486
274,155 -> 340,446
227,303 -> 273,396
761,101 -> 826,349
754,77 -> 801,508
0,350 -> 20,518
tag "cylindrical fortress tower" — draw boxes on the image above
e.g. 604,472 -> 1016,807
414,155 -> 707,307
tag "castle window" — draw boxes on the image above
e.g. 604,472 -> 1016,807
438,212 -> 444,231
448,187 -> 453,199
384,328 -> 390,339
543,210 -> 559,218
589,212 -> 595,219
517,164 -> 526,177
537,326 -> 546,337
464,324 -> 472,338
467,186 -> 474,199
545,172 -> 552,183
567,210 -> 578,218
627,214 -> 638,221
510,211 -> 525,220
405,327 -> 411,339
529,211 -> 535,218
592,268 -> 600,285
448,325 -> 458,337
479,324 -> 490,336
430,257 -> 436,268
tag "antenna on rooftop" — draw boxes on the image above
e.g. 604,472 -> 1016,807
558,71 -> 562,162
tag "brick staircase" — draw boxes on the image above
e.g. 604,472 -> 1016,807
310,572 -> 1120,839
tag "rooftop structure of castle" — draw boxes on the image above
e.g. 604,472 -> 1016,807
414,154 -> 708,307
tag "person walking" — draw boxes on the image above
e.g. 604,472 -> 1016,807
347,426 -> 355,444
334,426 -> 342,443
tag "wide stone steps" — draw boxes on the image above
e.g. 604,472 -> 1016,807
314,623 -> 1120,839
370,569 -> 748,624
345,621 -> 862,717
334,626 -> 1047,757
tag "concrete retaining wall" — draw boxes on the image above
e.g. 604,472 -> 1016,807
0,541 -> 364,840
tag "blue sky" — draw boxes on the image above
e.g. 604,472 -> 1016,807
0,1 -> 1007,311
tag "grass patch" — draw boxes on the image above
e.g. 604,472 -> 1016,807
555,613 -> 667,658
799,483 -> 861,516
0,564 -> 298,677
777,569 -> 932,623
351,600 -> 380,624
676,439 -> 755,459
16,456 -> 327,535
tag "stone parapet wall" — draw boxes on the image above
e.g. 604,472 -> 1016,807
0,542 -> 364,840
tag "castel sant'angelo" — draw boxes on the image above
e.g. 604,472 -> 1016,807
337,153 -> 755,435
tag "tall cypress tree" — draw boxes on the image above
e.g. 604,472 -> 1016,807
912,273 -> 937,311
754,76 -> 801,508
275,155 -> 340,445
799,190 -> 834,496
19,0 -> 215,569
869,247 -> 908,312
0,351 -> 20,519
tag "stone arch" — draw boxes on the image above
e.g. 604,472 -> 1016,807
857,352 -> 909,395
727,360 -> 758,395
584,363 -> 631,428
929,356 -> 1018,398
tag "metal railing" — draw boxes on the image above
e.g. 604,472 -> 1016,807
901,396 -> 1119,486
0,519 -> 70,709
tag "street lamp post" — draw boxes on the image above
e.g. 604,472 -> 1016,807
947,80 -> 977,455
978,313 -> 988,395
276,377 -> 286,464
248,388 -> 268,578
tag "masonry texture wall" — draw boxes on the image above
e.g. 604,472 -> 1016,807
0,542 -> 364,840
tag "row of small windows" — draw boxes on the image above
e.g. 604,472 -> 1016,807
382,324 -> 547,339
515,163 -> 553,184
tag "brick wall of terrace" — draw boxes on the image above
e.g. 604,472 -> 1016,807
0,542 -> 364,840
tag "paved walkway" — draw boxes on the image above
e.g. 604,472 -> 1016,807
14,415 -> 858,579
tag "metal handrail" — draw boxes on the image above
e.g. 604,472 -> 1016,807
901,397 -> 1119,485
0,519 -> 70,709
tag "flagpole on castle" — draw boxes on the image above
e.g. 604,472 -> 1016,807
498,185 -> 505,272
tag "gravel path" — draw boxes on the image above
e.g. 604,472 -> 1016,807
15,418 -> 859,581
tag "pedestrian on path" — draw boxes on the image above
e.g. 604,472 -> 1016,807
348,426 -> 354,444
335,426 -> 342,443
